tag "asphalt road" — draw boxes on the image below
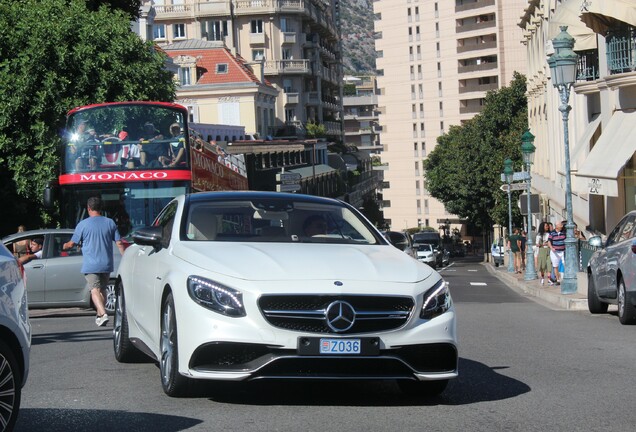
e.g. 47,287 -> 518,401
16,257 -> 636,431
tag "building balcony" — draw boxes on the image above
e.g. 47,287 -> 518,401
458,83 -> 498,93
307,91 -> 320,105
457,40 -> 497,53
282,32 -> 297,44
154,1 -> 232,19
264,59 -> 311,75
285,92 -> 300,104
250,32 -> 266,45
459,105 -> 484,114
233,0 -> 303,15
455,0 -> 495,13
456,20 -> 496,33
576,49 -> 600,81
457,62 -> 498,74
324,121 -> 342,136
607,26 -> 636,75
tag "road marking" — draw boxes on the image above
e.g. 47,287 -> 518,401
468,269 -> 477,272
438,263 -> 456,272
470,282 -> 487,286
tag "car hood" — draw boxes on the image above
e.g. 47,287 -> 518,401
172,242 -> 433,283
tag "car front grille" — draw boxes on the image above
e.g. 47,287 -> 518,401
258,295 -> 415,334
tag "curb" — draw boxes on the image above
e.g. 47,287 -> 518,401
483,262 -> 588,311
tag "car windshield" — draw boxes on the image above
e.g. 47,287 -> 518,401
185,199 -> 382,244
417,245 -> 432,252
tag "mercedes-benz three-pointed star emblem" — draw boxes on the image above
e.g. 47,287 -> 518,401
325,300 -> 356,332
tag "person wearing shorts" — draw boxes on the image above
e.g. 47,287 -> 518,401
548,220 -> 566,286
63,196 -> 125,326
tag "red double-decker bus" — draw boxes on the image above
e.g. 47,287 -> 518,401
48,101 -> 248,235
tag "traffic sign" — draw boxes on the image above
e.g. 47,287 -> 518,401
500,172 -> 529,182
276,172 -> 301,182
276,183 -> 301,192
500,182 -> 529,192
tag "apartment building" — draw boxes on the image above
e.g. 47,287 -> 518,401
521,0 -> 636,236
139,0 -> 343,140
342,76 -> 382,154
373,0 -> 526,232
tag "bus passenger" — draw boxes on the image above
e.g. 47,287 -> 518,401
118,130 -> 141,169
73,122 -> 100,171
162,122 -> 186,167
139,122 -> 166,167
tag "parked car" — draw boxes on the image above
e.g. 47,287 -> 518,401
114,192 -> 458,397
0,243 -> 31,431
2,229 -> 122,313
382,231 -> 416,258
492,238 -> 505,267
586,211 -> 636,324
416,244 -> 437,268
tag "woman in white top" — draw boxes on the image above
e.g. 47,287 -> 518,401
535,221 -> 551,285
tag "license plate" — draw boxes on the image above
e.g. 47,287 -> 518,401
319,338 -> 361,355
297,336 -> 379,355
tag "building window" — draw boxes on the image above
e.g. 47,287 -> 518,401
173,23 -> 186,39
202,20 -> 227,41
282,48 -> 292,60
252,49 -> 265,61
153,24 -> 166,40
251,19 -> 264,34
178,67 -> 190,86
216,64 -> 228,74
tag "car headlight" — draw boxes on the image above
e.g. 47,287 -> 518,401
187,276 -> 245,317
420,279 -> 452,320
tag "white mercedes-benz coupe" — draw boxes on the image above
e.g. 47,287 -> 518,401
114,192 -> 458,397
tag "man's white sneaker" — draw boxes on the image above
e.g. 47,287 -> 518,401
540,278 -> 544,285
96,314 -> 109,327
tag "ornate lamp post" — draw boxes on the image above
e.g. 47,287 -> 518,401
521,130 -> 537,281
504,159 -> 515,273
547,26 -> 578,294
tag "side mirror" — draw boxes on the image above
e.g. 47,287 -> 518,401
588,235 -> 602,248
133,226 -> 163,248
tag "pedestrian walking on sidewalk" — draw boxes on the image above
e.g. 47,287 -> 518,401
508,228 -> 522,274
548,221 -> 566,286
63,196 -> 125,326
535,221 -> 551,285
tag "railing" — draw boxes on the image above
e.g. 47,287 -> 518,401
458,62 -> 498,74
264,59 -> 311,75
458,82 -> 498,93
456,20 -> 496,33
455,0 -> 495,13
457,40 -> 497,53
577,49 -> 599,81
607,26 -> 636,74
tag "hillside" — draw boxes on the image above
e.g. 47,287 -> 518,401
339,0 -> 376,75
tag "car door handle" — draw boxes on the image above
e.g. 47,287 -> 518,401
31,264 -> 44,269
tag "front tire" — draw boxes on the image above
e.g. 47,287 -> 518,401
398,379 -> 448,398
617,279 -> 636,325
160,293 -> 191,397
587,272 -> 608,314
113,283 -> 142,362
0,340 -> 21,432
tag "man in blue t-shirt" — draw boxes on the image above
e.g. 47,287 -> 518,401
63,196 -> 125,326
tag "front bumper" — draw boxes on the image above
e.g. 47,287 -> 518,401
188,341 -> 458,381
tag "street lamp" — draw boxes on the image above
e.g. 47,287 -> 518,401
503,158 -> 515,273
521,130 -> 537,281
547,26 -> 578,294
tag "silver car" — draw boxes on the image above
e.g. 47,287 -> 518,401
0,242 -> 31,430
2,229 -> 122,313
587,211 -> 636,325
416,244 -> 437,268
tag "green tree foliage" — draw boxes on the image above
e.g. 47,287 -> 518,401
305,121 -> 326,139
0,0 -> 175,233
85,0 -> 142,19
423,73 -> 528,233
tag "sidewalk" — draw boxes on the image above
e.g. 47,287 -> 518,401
483,260 -> 588,310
